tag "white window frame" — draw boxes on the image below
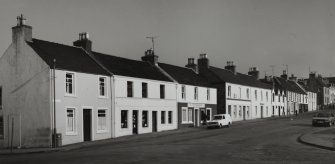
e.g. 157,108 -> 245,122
98,76 -> 108,98
182,107 -> 188,123
97,108 -> 108,133
65,72 -> 76,96
66,107 -> 77,135
181,85 -> 186,100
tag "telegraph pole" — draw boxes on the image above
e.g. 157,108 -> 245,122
146,36 -> 158,53
53,59 -> 57,148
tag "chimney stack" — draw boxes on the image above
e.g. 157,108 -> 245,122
280,70 -> 288,80
12,14 -> 32,43
248,67 -> 260,79
224,61 -> 236,74
197,53 -> 209,74
185,58 -> 197,72
309,71 -> 316,80
141,48 -> 158,65
289,74 -> 297,82
73,32 -> 92,53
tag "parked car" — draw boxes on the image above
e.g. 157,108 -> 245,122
312,112 -> 335,127
207,114 -> 232,128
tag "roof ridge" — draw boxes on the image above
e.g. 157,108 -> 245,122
32,38 -> 83,50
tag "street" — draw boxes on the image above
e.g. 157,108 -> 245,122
1,111 -> 335,164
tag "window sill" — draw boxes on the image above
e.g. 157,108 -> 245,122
65,94 -> 77,98
65,132 -> 78,136
98,96 -> 109,99
97,130 -> 108,134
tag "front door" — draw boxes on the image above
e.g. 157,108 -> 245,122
243,106 -> 246,120
194,109 -> 199,127
261,106 -> 264,118
133,110 -> 138,134
152,111 -> 157,132
83,109 -> 92,141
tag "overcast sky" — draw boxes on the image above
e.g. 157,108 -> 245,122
1,0 -> 335,78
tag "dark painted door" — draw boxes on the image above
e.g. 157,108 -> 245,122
261,106 -> 264,118
133,110 -> 138,134
83,109 -> 92,141
152,111 -> 157,132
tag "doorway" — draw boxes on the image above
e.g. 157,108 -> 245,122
83,109 -> 92,141
132,110 -> 138,134
152,111 -> 157,132
261,106 -> 264,118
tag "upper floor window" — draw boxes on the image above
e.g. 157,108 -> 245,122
160,85 -> 165,99
239,87 -> 241,99
181,85 -> 186,100
99,77 -> 107,97
194,87 -> 198,100
207,88 -> 210,101
142,82 -> 148,98
66,73 -> 75,95
266,92 -> 268,102
127,81 -> 133,97
261,91 -> 263,101
255,90 -> 257,100
272,93 -> 275,102
246,88 -> 250,99
228,86 -> 231,97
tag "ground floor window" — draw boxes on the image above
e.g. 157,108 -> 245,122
161,111 -> 166,124
142,111 -> 148,127
188,109 -> 193,122
0,116 -> 3,139
168,111 -> 172,124
239,106 -> 242,117
66,108 -> 76,133
121,110 -> 128,128
182,108 -> 187,122
247,106 -> 250,117
97,109 -> 107,131
255,106 -> 258,116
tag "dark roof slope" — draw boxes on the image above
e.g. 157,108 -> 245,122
27,39 -> 110,75
209,66 -> 272,89
92,52 -> 172,82
158,63 -> 213,87
274,77 -> 307,94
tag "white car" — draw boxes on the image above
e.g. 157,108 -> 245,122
207,114 -> 232,128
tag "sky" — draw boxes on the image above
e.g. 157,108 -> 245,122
1,0 -> 335,78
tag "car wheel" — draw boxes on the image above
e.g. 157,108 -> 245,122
227,122 -> 231,128
219,124 -> 223,128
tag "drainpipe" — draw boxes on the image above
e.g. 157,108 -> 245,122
53,59 -> 57,148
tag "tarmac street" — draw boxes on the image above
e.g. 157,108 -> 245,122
1,111 -> 335,164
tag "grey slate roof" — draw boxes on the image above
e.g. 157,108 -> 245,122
158,63 -> 213,87
27,39 -> 110,76
274,77 -> 307,94
92,52 -> 173,82
208,66 -> 272,89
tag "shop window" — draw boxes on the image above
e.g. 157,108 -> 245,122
188,109 -> 193,122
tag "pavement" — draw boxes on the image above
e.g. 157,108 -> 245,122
0,111 -> 325,156
298,125 -> 335,151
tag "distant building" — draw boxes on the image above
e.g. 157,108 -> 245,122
159,59 -> 217,128
196,54 -> 273,122
305,72 -> 330,109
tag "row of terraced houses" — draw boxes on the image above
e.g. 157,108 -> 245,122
0,16 -> 331,148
